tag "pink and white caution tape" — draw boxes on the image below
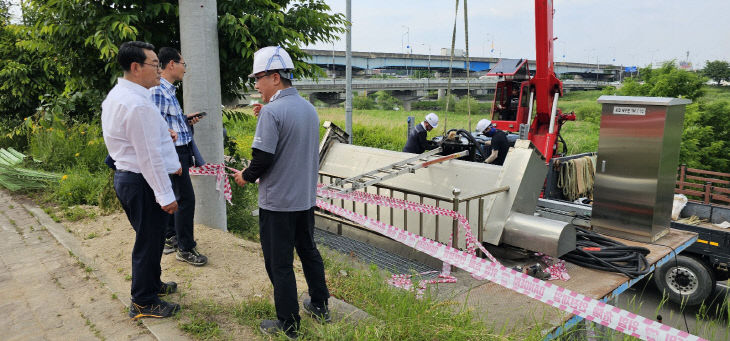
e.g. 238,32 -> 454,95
315,186 -> 705,341
189,163 -> 239,205
387,271 -> 457,298
537,253 -> 571,281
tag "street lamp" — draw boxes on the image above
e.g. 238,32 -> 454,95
401,25 -> 410,54
416,42 -> 432,77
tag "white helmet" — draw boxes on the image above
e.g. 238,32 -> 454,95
248,46 -> 295,79
425,113 -> 439,128
476,119 -> 492,133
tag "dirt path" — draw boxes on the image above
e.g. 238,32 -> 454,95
48,203 -> 313,340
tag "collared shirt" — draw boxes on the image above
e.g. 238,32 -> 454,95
252,87 -> 319,211
150,78 -> 191,146
102,78 -> 181,206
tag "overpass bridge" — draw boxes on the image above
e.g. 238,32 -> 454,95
303,49 -> 621,81
283,78 -> 606,109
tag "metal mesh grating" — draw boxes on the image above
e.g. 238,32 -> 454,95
314,228 -> 439,279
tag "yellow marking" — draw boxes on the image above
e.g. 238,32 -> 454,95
710,241 -> 719,246
697,239 -> 708,244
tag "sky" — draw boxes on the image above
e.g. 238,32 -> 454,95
305,0 -> 730,69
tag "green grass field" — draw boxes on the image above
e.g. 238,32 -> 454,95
227,89 -> 606,156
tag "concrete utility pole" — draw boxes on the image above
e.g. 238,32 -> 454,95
179,0 -> 227,231
345,0 -> 353,143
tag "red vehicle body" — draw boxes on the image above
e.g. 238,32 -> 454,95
487,0 -> 575,161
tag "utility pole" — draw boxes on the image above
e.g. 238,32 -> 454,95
345,0 -> 352,143
179,0 -> 226,231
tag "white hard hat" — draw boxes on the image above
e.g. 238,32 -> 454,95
476,119 -> 492,133
248,46 -> 295,79
425,113 -> 439,128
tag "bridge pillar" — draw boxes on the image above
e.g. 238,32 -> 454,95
402,100 -> 412,111
437,88 -> 446,100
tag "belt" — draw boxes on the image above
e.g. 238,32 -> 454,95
175,142 -> 192,151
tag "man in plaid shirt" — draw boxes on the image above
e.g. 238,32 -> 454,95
150,47 -> 208,266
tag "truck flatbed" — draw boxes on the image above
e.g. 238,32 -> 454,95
435,228 -> 698,339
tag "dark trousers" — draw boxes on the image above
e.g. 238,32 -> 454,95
165,145 -> 196,251
259,207 -> 330,329
114,171 -> 169,305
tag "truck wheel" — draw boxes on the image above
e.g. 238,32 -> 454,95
654,255 -> 715,306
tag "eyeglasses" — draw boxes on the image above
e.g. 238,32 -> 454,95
254,71 -> 276,81
176,61 -> 187,68
142,62 -> 162,69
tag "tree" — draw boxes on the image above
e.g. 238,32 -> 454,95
703,60 -> 730,86
620,62 -> 705,100
0,1 -> 65,122
680,101 -> 730,172
20,0 -> 345,117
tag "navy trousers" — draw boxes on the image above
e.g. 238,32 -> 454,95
114,171 -> 169,305
165,145 -> 196,251
259,207 -> 330,329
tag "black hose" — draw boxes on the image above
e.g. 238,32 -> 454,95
442,129 -> 486,160
560,227 -> 652,279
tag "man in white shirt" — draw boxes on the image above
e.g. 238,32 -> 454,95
101,41 -> 182,319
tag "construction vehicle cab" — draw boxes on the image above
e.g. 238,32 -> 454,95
488,59 -> 531,132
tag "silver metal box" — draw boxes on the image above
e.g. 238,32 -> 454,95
592,96 -> 691,242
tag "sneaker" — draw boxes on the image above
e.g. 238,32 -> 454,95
163,236 -> 178,254
158,281 -> 177,296
176,247 -> 208,266
259,319 -> 297,339
128,300 -> 180,320
302,298 -> 331,323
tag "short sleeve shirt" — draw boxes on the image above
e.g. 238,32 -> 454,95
252,87 -> 320,211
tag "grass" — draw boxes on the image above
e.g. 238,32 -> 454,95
174,249 -> 548,340
227,91 -> 603,156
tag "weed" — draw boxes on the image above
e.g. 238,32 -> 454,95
8,219 -> 15,226
82,313 -> 104,340
124,274 -> 131,281
111,293 -> 118,300
232,296 -> 276,329
179,301 -> 225,339
85,232 -> 97,240
64,206 -> 96,222
8,204 -> 13,209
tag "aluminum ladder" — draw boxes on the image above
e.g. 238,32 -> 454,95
321,147 -> 469,194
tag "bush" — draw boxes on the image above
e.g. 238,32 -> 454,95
455,96 -> 490,115
680,100 -> 730,173
374,91 -> 401,110
352,95 -> 376,110
571,103 -> 602,124
619,62 -> 705,100
50,166 -> 108,206
27,114 -> 108,173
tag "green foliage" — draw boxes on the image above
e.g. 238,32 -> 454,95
620,62 -> 706,100
455,95 -> 491,115
64,206 -> 97,222
680,100 -> 730,172
0,7 -> 65,121
352,95 -> 375,110
27,113 -> 108,173
21,0 -> 345,116
703,60 -> 730,85
410,70 -> 433,79
50,166 -> 108,206
222,110 -> 261,240
373,90 -> 401,110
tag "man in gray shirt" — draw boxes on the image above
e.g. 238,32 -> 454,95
234,46 -> 329,339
